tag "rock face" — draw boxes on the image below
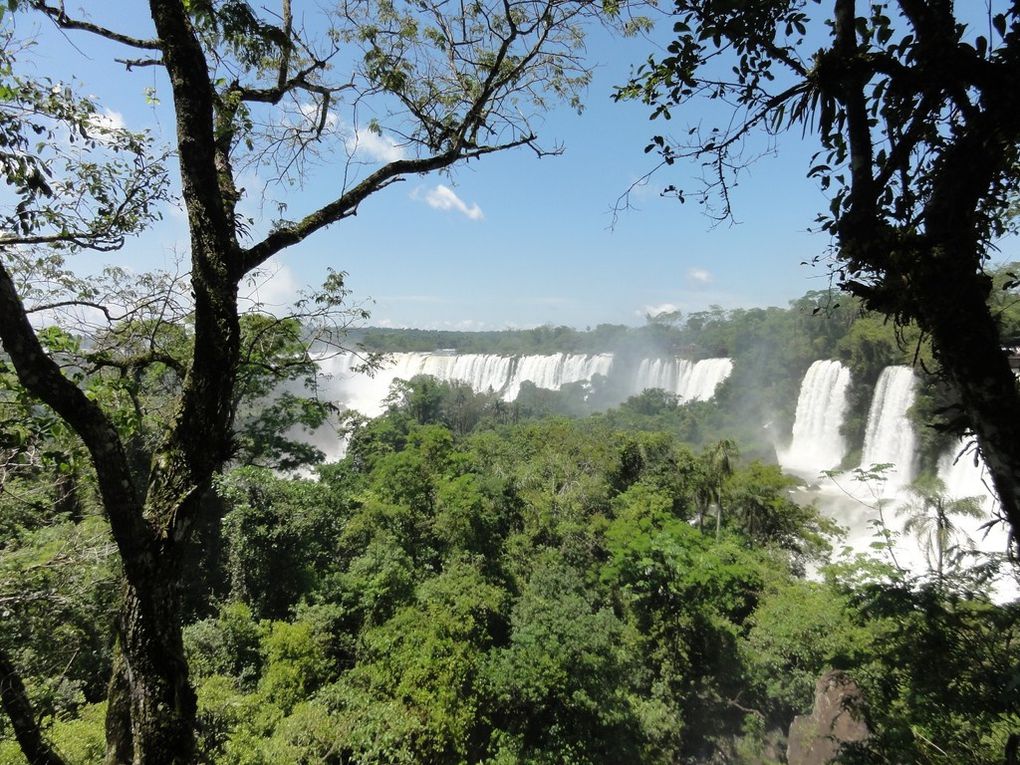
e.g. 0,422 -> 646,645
787,670 -> 870,765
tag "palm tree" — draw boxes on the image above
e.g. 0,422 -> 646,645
698,439 -> 738,539
898,476 -> 984,587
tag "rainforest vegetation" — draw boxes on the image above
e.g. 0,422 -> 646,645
3,355 -> 1020,764
4,281 -> 1020,763
2,0 -> 1020,763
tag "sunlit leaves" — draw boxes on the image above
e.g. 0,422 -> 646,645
0,38 -> 169,251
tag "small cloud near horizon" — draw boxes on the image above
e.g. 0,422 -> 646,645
636,302 -> 680,319
688,267 -> 713,284
415,184 -> 484,220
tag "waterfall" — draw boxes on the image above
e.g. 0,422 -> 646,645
317,351 -> 619,416
632,358 -> 689,395
503,353 -> 614,400
780,360 -> 852,477
859,366 -> 918,487
679,358 -> 734,401
631,357 -> 733,401
936,439 -> 1015,583
316,351 -> 736,420
938,437 -> 998,513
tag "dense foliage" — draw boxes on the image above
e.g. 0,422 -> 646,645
3,1 -> 1020,761
3,374 -> 1017,764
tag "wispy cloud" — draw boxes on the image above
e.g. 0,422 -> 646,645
297,101 -> 338,130
91,109 -> 126,132
416,184 -> 484,220
688,268 -> 713,284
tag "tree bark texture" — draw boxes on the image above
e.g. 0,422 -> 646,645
0,648 -> 68,765
112,576 -> 197,764
104,647 -> 134,765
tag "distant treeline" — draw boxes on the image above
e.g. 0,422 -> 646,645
350,290 -> 859,360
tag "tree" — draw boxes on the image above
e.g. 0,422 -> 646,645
0,0 -> 596,761
619,1 -> 1020,552
696,438 -> 737,537
724,461 -> 833,572
897,475 -> 984,587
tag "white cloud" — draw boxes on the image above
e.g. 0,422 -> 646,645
347,129 -> 406,163
688,268 -> 713,284
441,319 -> 491,330
417,184 -> 484,221
240,258 -> 300,312
91,109 -> 126,132
636,302 -> 680,319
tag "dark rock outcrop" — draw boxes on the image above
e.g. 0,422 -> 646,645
787,670 -> 869,765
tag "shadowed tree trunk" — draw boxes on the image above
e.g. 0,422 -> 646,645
104,648 -> 134,765
0,648 -> 68,765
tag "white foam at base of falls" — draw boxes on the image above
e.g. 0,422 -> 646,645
791,368 -> 1014,601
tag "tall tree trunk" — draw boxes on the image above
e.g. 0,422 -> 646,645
912,256 -> 1020,553
114,570 -> 196,765
104,647 -> 134,765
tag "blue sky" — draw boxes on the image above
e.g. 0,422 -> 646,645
13,3 -> 1014,331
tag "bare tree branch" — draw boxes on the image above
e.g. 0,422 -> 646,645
28,1 -> 162,50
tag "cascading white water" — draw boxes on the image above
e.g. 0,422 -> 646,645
317,351 -> 620,417
680,358 -> 734,401
859,366 -> 918,488
633,358 -> 689,396
780,360 -> 852,477
938,438 -> 994,510
631,357 -> 733,401
502,353 -> 614,400
935,440 -> 1015,595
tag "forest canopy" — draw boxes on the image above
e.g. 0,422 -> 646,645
1,1 -> 1019,764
